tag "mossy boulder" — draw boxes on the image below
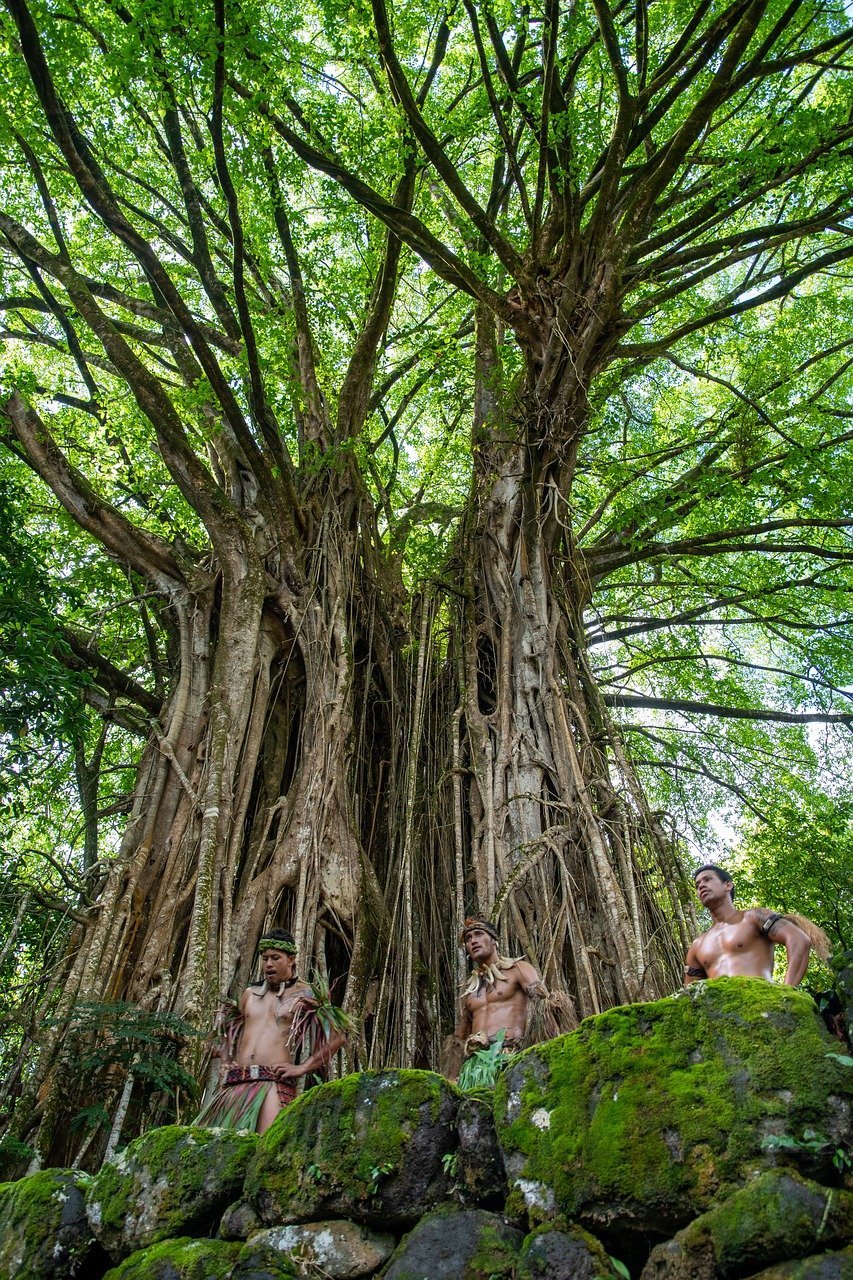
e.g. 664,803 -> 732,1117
0,1167 -> 106,1280
383,1206 -> 523,1279
495,979 -> 851,1243
102,1237 -> 241,1279
743,1250 -> 853,1279
516,1222 -> 621,1278
640,1171 -> 853,1280
229,1248 -> 298,1280
236,1221 -> 395,1278
86,1125 -> 257,1260
456,1094 -> 507,1206
244,1070 -> 457,1228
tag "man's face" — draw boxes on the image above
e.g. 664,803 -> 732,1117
694,870 -> 733,909
464,928 -> 498,964
261,948 -> 296,987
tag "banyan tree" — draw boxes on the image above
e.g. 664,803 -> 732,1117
1,0 -> 851,1165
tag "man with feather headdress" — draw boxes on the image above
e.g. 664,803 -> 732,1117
449,918 -> 572,1090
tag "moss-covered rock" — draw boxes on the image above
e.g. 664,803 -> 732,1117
244,1070 -> 457,1228
640,1171 -> 853,1280
456,1094 -> 507,1207
236,1221 -> 395,1278
743,1249 -> 853,1279
495,980 -> 851,1243
86,1126 -> 257,1260
102,1237 -> 241,1279
0,1167 -> 106,1280
229,1247 -> 298,1280
516,1221 -> 620,1279
383,1206 -> 522,1279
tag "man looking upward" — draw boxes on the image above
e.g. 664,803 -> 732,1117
196,928 -> 345,1134
451,918 -> 551,1089
684,865 -> 829,987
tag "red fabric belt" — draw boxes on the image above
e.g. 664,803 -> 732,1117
223,1065 -> 296,1106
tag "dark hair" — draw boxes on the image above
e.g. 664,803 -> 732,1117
693,864 -> 735,901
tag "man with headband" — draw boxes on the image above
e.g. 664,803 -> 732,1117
195,928 -> 345,1133
450,918 -> 551,1090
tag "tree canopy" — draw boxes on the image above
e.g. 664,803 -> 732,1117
1,0 -> 851,1164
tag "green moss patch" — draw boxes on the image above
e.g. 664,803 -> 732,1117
0,1167 -> 101,1279
737,1248 -> 853,1279
102,1236 -> 241,1279
642,1170 -> 853,1278
244,1069 -> 458,1228
86,1125 -> 257,1260
495,980 -> 850,1240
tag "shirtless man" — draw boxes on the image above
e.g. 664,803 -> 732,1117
451,918 -> 549,1089
196,929 -> 344,1133
684,865 -> 826,987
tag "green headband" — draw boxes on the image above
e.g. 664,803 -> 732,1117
258,937 -> 297,955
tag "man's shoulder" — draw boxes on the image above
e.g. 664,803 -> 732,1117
288,981 -> 316,1003
743,907 -> 777,929
509,958 -> 545,990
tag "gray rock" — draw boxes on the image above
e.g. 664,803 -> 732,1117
640,1171 -> 853,1280
384,1206 -> 522,1279
0,1167 -> 105,1280
236,1221 -> 395,1278
517,1224 -> 620,1278
244,1070 -> 457,1228
219,1199 -> 262,1241
86,1125 -> 257,1260
456,1094 -> 507,1206
495,980 -> 851,1243
743,1249 -> 853,1280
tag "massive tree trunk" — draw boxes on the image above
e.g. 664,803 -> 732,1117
442,308 -> 691,1018
20,511 -> 403,1163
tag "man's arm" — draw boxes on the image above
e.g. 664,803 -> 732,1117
453,996 -> 472,1043
754,911 -> 811,986
683,942 -> 707,985
275,1030 -> 346,1081
516,960 -> 548,999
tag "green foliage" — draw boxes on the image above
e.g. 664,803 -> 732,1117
761,1128 -> 852,1175
457,1029 -> 507,1091
0,0 -> 851,1156
49,1002 -> 202,1134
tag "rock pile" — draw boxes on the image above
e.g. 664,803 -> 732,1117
0,980 -> 850,1279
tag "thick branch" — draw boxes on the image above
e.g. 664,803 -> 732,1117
1,393 -> 184,590
606,692 -> 853,726
370,0 -> 526,280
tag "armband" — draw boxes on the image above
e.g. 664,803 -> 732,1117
759,912 -> 785,939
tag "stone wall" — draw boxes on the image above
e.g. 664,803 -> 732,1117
1,981 -> 850,1280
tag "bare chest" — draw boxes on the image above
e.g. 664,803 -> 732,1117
249,987 -> 304,1032
697,920 -> 769,961
466,975 -> 519,1013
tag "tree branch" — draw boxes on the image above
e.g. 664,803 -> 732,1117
606,692 -> 853,726
1,393 -> 184,589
